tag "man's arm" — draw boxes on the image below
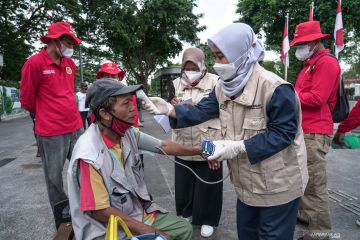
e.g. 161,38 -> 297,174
169,88 -> 220,129
297,58 -> 340,108
334,99 -> 360,145
20,62 -> 40,113
137,131 -> 202,157
92,207 -> 170,239
338,98 -> 360,134
160,140 -> 201,156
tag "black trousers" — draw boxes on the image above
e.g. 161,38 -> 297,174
174,156 -> 223,226
79,111 -> 91,129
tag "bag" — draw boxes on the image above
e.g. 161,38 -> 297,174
331,134 -> 360,149
311,54 -> 349,123
105,215 -> 166,240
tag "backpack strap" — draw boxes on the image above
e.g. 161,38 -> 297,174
310,54 -> 337,73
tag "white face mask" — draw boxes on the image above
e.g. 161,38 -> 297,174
213,47 -> 251,81
59,42 -> 74,58
295,44 -> 315,61
184,71 -> 202,83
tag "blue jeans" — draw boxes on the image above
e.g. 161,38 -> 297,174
237,198 -> 300,240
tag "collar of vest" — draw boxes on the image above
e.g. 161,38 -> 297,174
218,63 -> 262,106
71,124 -> 133,170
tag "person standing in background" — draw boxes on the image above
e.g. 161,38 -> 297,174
290,21 -> 341,235
20,22 -> 83,226
96,62 -> 140,127
169,48 -> 222,238
76,82 -> 90,129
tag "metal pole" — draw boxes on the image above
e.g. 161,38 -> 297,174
284,13 -> 289,82
79,45 -> 84,83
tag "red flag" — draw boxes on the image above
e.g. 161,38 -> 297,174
309,2 -> 314,21
281,14 -> 289,81
334,0 -> 344,58
281,18 -> 289,67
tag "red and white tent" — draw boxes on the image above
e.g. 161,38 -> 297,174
334,0 -> 344,59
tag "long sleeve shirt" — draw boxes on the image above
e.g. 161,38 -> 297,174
338,99 -> 360,133
169,85 -> 297,164
295,49 -> 340,134
20,48 -> 82,136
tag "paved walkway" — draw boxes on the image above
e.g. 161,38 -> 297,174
0,114 -> 359,239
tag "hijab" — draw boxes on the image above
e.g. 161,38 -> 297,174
208,23 -> 265,97
181,48 -> 207,87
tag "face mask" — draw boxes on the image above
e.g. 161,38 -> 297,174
213,47 -> 251,81
184,71 -> 202,83
295,44 -> 316,61
108,112 -> 133,136
56,40 -> 74,58
60,43 -> 74,57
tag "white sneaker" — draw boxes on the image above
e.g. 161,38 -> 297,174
200,225 -> 214,238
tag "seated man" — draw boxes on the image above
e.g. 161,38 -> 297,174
67,79 -> 200,240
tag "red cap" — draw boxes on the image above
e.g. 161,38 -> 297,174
96,62 -> 125,80
290,21 -> 330,46
40,22 -> 81,45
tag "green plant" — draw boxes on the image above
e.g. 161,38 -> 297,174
1,87 -> 13,115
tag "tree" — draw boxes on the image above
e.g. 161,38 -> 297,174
73,0 -> 204,93
0,0 -> 81,87
236,0 -> 360,83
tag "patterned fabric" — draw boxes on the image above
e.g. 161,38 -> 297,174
78,131 -> 158,225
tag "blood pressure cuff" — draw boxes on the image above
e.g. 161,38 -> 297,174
138,132 -> 162,153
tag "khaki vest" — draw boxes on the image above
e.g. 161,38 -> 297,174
172,73 -> 221,160
215,63 -> 308,207
67,124 -> 166,240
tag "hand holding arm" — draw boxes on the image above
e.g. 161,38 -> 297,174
202,140 -> 246,162
143,97 -> 176,117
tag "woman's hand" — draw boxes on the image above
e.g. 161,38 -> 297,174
208,160 -> 221,170
170,97 -> 183,105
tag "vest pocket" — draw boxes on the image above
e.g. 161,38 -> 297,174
199,124 -> 221,141
243,117 -> 266,139
111,188 -> 134,214
249,153 -> 290,194
132,160 -> 145,184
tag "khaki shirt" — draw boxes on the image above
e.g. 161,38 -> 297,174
172,73 -> 221,160
215,63 -> 308,206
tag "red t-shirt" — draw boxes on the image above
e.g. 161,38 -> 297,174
295,49 -> 341,135
20,48 -> 82,136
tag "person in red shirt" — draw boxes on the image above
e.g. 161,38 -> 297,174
96,62 -> 142,127
290,21 -> 341,234
334,99 -> 360,144
20,22 -> 83,226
